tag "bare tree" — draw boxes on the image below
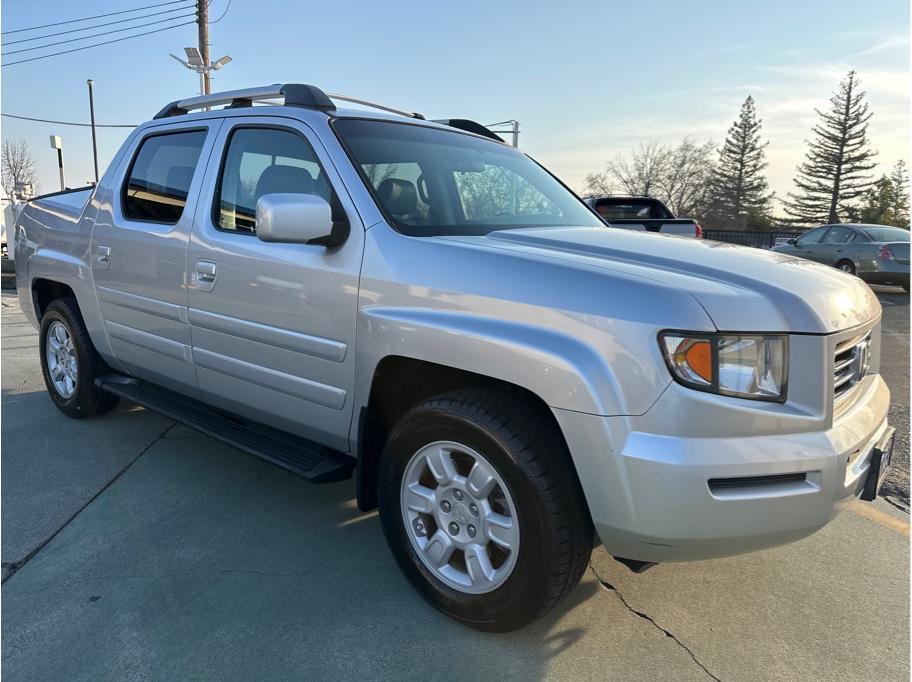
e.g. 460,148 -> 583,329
583,141 -> 667,197
660,138 -> 716,219
2,139 -> 38,198
584,139 -> 715,220
582,170 -> 614,196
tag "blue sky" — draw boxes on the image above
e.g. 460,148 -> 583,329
2,0 -> 909,207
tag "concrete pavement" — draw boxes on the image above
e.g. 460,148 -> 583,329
2,290 -> 909,680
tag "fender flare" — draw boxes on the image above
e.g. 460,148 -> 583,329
355,306 -> 628,416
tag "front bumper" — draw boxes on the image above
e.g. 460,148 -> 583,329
555,373 -> 891,562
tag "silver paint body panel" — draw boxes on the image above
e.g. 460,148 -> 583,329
14,102 -> 889,562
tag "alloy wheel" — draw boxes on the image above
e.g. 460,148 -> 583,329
400,440 -> 520,594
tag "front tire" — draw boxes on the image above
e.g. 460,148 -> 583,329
378,388 -> 593,632
39,298 -> 119,418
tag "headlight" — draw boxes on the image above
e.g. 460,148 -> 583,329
659,332 -> 788,402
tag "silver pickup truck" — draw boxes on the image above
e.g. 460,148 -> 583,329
14,84 -> 893,632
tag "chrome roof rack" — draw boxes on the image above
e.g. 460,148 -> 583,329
153,83 -> 426,120
152,83 -> 503,142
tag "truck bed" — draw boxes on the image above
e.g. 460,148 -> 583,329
21,187 -> 93,233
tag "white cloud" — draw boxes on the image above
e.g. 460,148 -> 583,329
852,34 -> 910,57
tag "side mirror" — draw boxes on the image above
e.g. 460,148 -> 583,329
255,193 -> 336,245
787,238 -> 797,245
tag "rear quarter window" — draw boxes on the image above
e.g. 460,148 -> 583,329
122,130 -> 207,224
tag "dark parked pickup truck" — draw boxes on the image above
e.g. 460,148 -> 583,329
584,195 -> 702,238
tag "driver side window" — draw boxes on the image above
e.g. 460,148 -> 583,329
214,126 -> 332,234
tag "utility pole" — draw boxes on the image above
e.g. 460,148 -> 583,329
196,0 -> 211,95
87,79 -> 99,183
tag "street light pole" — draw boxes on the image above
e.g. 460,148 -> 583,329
87,79 -> 99,183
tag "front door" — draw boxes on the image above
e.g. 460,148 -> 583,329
91,121 -> 222,394
790,226 -> 830,263
187,117 -> 364,451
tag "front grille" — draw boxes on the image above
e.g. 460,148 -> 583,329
833,332 -> 871,404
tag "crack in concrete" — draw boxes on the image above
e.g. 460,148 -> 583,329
590,563 -> 722,682
1,421 -> 174,585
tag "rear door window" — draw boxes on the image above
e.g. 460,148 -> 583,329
823,226 -> 854,243
123,130 -> 207,224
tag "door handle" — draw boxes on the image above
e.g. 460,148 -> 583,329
95,244 -> 111,270
194,260 -> 218,292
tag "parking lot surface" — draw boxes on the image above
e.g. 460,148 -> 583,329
2,288 -> 909,681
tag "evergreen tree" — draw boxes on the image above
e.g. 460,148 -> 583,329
857,175 -> 894,224
707,96 -> 772,229
784,71 -> 877,225
889,160 -> 910,227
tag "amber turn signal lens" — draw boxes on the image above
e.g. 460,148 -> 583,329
675,339 -> 713,384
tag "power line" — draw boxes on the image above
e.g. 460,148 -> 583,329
2,13 -> 197,56
210,0 -> 232,23
3,5 -> 196,46
1,0 -> 194,36
2,20 -> 196,67
2,113 -> 137,128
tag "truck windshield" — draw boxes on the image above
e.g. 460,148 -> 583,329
333,119 -> 601,237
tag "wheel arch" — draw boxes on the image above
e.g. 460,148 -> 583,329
31,277 -> 78,319
355,355 -> 576,512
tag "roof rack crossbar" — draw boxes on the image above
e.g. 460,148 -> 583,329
153,83 -> 335,119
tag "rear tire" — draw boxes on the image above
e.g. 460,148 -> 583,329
836,260 -> 856,275
377,388 -> 593,632
39,298 -> 119,418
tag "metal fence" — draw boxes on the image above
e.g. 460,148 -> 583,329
703,229 -> 804,249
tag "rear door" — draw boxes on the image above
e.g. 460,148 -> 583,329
187,116 -> 364,451
90,121 -> 222,394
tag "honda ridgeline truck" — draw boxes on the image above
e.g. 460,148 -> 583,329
14,84 -> 893,631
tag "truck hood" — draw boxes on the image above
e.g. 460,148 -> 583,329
438,227 -> 880,334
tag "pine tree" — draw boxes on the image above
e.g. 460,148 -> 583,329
857,175 -> 894,224
707,96 -> 772,229
784,71 -> 877,225
889,160 -> 910,227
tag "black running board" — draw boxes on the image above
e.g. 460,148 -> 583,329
96,374 -> 354,483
